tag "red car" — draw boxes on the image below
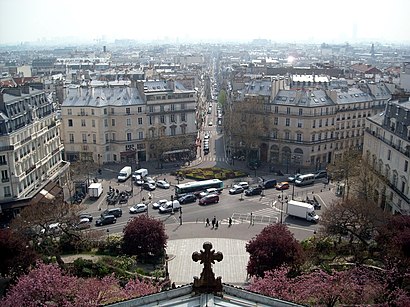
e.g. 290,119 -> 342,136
199,194 -> 219,205
276,182 -> 290,190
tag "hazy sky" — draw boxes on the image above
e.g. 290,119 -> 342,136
1,0 -> 409,45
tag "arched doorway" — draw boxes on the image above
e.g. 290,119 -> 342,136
260,143 -> 268,162
281,146 -> 292,173
269,145 -> 280,164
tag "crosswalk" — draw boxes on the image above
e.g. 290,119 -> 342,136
201,156 -> 228,162
228,206 -> 282,226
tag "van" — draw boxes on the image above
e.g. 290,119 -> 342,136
263,179 -> 277,189
295,174 -> 315,186
132,168 -> 148,179
102,208 -> 122,218
158,200 -> 181,213
117,166 -> 132,182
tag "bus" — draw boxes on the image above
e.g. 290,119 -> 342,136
294,173 -> 315,186
175,179 -> 223,197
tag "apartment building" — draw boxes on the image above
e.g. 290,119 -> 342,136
60,80 -> 197,165
363,99 -> 410,214
0,84 -> 68,215
233,77 -> 390,171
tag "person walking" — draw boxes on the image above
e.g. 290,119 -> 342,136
206,218 -> 210,227
215,220 -> 219,229
211,216 -> 216,229
228,217 -> 232,227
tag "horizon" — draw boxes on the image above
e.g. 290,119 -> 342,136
1,0 -> 410,46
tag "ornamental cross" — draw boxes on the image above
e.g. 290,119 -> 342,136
192,241 -> 223,294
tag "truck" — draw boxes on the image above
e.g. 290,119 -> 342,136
132,168 -> 148,185
88,182 -> 103,199
286,200 -> 319,223
117,166 -> 132,182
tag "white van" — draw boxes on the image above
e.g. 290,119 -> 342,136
158,200 -> 181,214
295,173 -> 315,186
117,166 -> 132,182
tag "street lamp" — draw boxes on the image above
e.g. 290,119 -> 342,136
278,191 -> 288,224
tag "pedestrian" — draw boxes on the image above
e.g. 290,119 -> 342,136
211,216 -> 216,229
206,218 -> 210,227
215,220 -> 219,229
228,217 -> 232,227
250,212 -> 253,226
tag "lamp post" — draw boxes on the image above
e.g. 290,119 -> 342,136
179,207 -> 182,225
278,191 -> 288,224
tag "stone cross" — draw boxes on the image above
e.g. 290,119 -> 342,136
192,241 -> 223,294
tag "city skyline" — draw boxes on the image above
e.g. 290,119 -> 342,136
1,0 -> 410,46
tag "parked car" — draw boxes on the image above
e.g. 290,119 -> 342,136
204,133 -> 210,139
314,170 -> 328,179
143,182 -> 156,191
129,203 -> 148,214
237,181 -> 249,189
199,194 -> 219,205
95,215 -> 116,226
144,177 -> 156,185
276,181 -> 290,190
158,200 -> 181,213
229,185 -> 244,195
199,188 -> 219,198
208,121 -> 213,126
262,179 -> 277,189
178,193 -> 197,204
152,199 -> 168,209
288,173 -> 302,183
156,180 -> 170,189
102,208 -> 122,218
244,186 -> 263,196
79,213 -> 93,222
76,218 -> 91,230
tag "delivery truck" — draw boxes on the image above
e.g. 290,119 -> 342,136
88,182 -> 103,199
117,166 -> 132,182
287,200 -> 319,223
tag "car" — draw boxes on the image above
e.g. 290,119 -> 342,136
288,173 -> 302,183
144,177 -> 156,185
102,207 -> 122,218
229,185 -> 244,195
244,186 -> 263,196
76,218 -> 91,230
158,200 -> 181,213
198,194 -> 219,205
204,133 -> 210,139
199,188 -> 219,198
79,213 -> 93,222
314,170 -> 328,179
152,199 -> 168,209
237,182 -> 249,189
208,121 -> 213,126
262,179 -> 277,189
143,182 -> 156,191
276,181 -> 290,190
178,193 -> 197,204
156,180 -> 170,189
129,203 -> 148,214
95,215 -> 116,226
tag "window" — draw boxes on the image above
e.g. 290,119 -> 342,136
80,108 -> 85,116
181,104 -> 185,110
160,105 -> 165,112
0,155 -> 6,165
298,108 -> 303,116
138,107 -> 142,113
319,119 -> 322,127
104,119 -> 108,127
181,113 -> 186,122
387,149 -> 391,160
312,134 -> 315,142
297,120 -> 303,128
81,119 -> 86,127
92,134 -> 96,144
105,133 -> 109,142
127,118 -> 131,126
160,115 -> 165,124
171,104 -> 175,111
82,134 -> 87,143
149,106 -> 154,113
69,134 -> 74,143
274,117 -> 278,125
149,116 -> 153,125
92,119 -> 95,127
111,119 -> 115,126
138,118 -> 143,125
127,132 -> 132,141
286,107 -> 290,114
126,107 -> 130,114
405,160 -> 408,172
112,133 -> 116,141
181,125 -> 186,134
1,170 -> 9,181
4,186 -> 11,197
171,126 -> 176,136
170,114 -> 176,123
111,108 -> 114,114
104,108 -> 107,115
274,106 -> 278,113
138,131 -> 143,140
285,131 -> 290,140
325,118 -> 328,126
285,118 -> 290,127
297,133 -> 302,142
68,119 -> 73,127
91,109 -> 94,115
67,109 -> 72,115
312,120 -> 316,128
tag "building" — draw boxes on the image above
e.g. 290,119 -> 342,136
363,99 -> 410,214
60,80 -> 198,165
0,84 -> 68,219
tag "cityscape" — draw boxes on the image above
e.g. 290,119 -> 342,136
1,0 -> 410,306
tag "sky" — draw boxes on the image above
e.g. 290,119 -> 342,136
1,0 -> 409,45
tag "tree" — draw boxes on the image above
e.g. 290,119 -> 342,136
0,229 -> 38,279
320,197 -> 385,263
249,266 -> 410,306
245,224 -> 304,277
122,215 -> 168,259
0,261 -> 159,306
10,195 -> 86,266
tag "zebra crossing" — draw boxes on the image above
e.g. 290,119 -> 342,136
201,156 -> 228,162
230,206 -> 282,225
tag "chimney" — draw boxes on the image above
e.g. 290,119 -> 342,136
167,79 -> 175,91
22,84 -> 30,94
136,81 -> 146,101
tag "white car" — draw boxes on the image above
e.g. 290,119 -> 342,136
237,181 -> 249,189
204,133 -> 210,139
156,180 -> 170,189
145,177 -> 156,185
129,203 -> 148,214
152,199 -> 168,209
199,188 -> 219,198
229,185 -> 244,195
208,121 -> 213,126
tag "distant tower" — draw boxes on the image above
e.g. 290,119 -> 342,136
370,43 -> 375,65
103,45 -> 107,53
